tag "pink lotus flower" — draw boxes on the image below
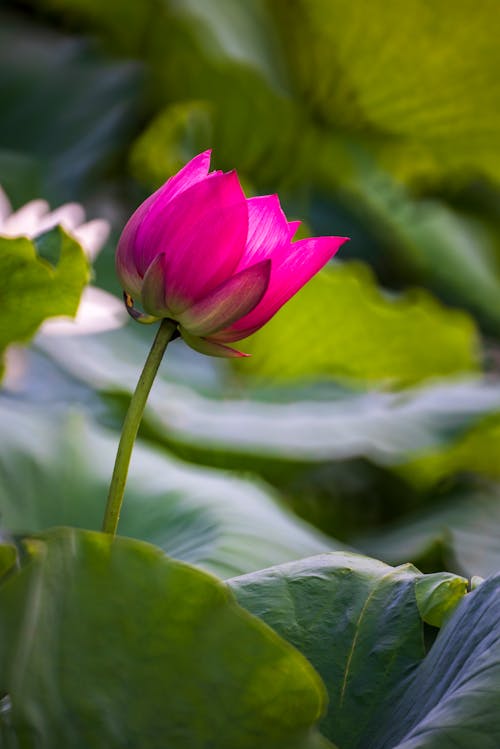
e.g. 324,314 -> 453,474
116,151 -> 348,357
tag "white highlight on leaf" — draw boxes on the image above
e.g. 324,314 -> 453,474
0,187 -> 108,259
40,287 -> 126,336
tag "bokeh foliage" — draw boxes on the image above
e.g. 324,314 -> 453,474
1,1 -> 500,747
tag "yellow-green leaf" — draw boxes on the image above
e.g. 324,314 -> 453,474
237,263 -> 479,386
0,228 -> 89,377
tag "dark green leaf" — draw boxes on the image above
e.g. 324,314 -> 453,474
376,574 -> 500,749
229,553 -> 426,748
230,554 -> 498,749
0,11 -> 142,202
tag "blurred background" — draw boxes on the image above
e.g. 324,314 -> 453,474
1,0 -> 500,580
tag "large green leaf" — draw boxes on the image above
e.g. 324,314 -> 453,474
235,263 -> 478,384
0,229 -> 89,376
30,0 -> 500,188
230,554 -> 499,748
0,527 -> 331,749
0,399 -> 339,578
38,329 -> 495,468
229,553 -> 470,748
270,0 -> 500,184
375,573 -> 500,749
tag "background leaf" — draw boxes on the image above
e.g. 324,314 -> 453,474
0,399 -> 341,578
34,329 -> 500,545
36,329 -> 498,463
234,263 -> 479,385
0,11 -> 142,203
0,229 -> 88,376
400,412 -> 500,488
332,164 -> 500,334
356,485 -> 500,578
269,0 -> 500,184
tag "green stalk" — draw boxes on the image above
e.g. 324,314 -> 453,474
102,318 -> 177,535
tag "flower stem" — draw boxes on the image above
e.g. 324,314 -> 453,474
102,318 -> 177,535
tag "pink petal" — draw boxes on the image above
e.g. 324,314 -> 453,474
116,151 -> 212,296
236,195 -> 290,271
179,327 -> 249,358
141,253 -> 170,317
213,236 -> 349,342
158,150 -> 213,204
177,260 -> 271,337
138,171 -> 248,311
288,220 -> 301,238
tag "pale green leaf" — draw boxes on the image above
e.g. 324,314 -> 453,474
236,263 -> 479,385
271,0 -> 500,183
0,399 -> 340,578
37,331 -> 499,471
415,572 -> 468,627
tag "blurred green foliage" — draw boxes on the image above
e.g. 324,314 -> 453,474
237,262 -> 480,384
1,1 -> 500,746
1,0 -> 500,566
